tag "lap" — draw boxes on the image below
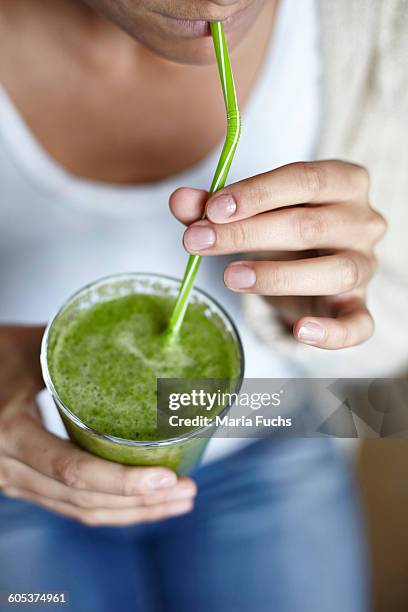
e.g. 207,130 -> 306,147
0,497 -> 155,612
0,439 -> 369,612
152,438 -> 369,612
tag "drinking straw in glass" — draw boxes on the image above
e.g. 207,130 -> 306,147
166,21 -> 242,341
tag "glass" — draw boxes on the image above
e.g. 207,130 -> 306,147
41,273 -> 244,475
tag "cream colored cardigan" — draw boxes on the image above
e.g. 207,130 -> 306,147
243,0 -> 408,377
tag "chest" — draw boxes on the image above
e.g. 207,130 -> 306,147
2,67 -> 232,184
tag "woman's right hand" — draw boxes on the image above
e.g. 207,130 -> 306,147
0,327 -> 197,527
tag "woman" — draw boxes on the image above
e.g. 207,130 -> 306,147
0,1 -> 407,611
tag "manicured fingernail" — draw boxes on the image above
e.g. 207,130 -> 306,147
207,194 -> 237,222
297,322 -> 326,344
146,472 -> 177,490
224,265 -> 256,290
184,226 -> 216,251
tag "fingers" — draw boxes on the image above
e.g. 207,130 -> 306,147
170,162 -> 370,227
0,408 -> 197,526
0,456 -> 196,509
203,161 -> 369,223
293,295 -> 375,349
169,188 -> 207,225
2,487 -> 194,527
169,161 -> 381,353
183,204 -> 385,255
2,414 -> 180,496
223,252 -> 376,296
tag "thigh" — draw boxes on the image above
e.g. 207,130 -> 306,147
0,495 -> 156,612
152,438 -> 369,612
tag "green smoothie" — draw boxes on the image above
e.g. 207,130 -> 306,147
49,293 -> 240,441
42,274 -> 243,473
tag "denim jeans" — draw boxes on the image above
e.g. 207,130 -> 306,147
0,438 -> 369,612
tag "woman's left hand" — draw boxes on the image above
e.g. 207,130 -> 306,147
170,160 -> 387,350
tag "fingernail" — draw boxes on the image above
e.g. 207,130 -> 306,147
207,194 -> 237,222
297,322 -> 326,344
146,472 -> 177,491
184,226 -> 216,252
224,265 -> 256,290
168,500 -> 194,517
167,487 -> 195,501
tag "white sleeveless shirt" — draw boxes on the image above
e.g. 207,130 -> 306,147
0,0 -> 321,461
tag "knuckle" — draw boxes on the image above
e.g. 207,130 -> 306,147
369,209 -> 388,241
337,256 -> 360,292
266,264 -> 291,295
295,209 -> 328,247
55,453 -> 82,487
226,221 -> 250,250
239,178 -> 269,211
294,162 -> 325,201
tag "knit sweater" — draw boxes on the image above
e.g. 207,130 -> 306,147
243,0 -> 408,378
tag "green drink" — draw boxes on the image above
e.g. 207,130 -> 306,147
41,274 -> 244,474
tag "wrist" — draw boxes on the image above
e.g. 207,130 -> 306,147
0,325 -> 45,407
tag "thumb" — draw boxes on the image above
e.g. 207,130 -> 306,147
169,188 -> 208,226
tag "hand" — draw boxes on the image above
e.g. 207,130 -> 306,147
170,160 -> 387,350
0,392 -> 196,526
0,327 -> 196,526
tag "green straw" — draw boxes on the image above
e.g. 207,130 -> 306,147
165,21 -> 242,341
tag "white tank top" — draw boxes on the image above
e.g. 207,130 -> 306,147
0,0 -> 321,461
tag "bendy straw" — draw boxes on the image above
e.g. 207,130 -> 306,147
165,21 -> 242,341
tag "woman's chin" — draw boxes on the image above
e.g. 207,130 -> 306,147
135,34 -> 243,67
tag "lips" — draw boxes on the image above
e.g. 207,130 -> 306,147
168,18 -> 212,38
153,1 -> 262,39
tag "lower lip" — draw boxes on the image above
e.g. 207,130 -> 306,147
169,19 -> 211,38
156,2 -> 261,39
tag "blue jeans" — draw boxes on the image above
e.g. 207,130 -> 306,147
0,438 -> 369,612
